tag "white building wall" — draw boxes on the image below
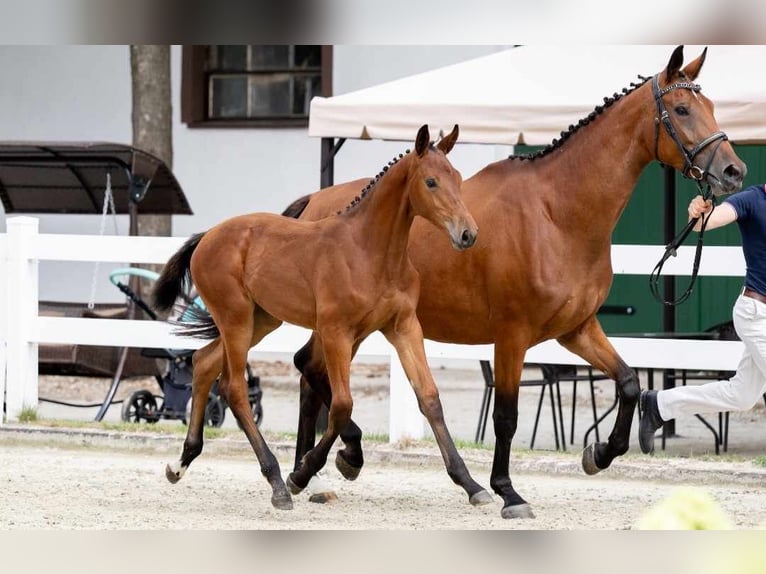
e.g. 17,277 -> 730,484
0,45 -> 510,302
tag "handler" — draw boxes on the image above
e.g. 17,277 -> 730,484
640,183 -> 766,454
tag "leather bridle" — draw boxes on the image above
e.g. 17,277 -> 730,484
649,74 -> 730,307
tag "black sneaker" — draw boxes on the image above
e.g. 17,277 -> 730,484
639,389 -> 664,455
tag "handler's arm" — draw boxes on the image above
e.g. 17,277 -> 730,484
688,197 -> 737,231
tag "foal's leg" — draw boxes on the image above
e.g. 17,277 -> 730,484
166,338 -> 222,483
294,335 -> 365,481
557,316 -> 639,474
218,306 -> 293,510
489,336 -> 535,518
384,313 -> 493,507
287,330 -> 354,494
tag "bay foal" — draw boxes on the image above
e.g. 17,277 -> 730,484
153,125 -> 492,510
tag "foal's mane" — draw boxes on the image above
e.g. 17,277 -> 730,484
337,143 -> 438,215
510,74 -> 652,162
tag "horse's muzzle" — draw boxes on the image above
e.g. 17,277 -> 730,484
452,227 -> 478,251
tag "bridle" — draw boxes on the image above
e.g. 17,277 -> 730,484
649,73 -> 730,306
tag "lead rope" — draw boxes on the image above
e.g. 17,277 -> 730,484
87,172 -> 118,310
649,186 -> 716,306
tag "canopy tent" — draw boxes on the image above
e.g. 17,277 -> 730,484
309,45 -> 766,147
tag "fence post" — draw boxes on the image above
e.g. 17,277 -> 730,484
5,217 -> 39,421
388,350 -> 426,442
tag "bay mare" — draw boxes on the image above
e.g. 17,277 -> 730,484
152,125 -> 493,510
284,46 -> 745,519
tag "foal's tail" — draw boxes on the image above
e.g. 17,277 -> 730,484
152,231 -> 222,340
152,232 -> 205,313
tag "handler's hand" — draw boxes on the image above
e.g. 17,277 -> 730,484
688,196 -> 713,220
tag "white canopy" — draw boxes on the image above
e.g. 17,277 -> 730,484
309,45 -> 766,146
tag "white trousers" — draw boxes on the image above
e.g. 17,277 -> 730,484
658,294 -> 766,420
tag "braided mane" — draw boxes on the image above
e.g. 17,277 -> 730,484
337,146 -> 438,215
510,74 -> 652,161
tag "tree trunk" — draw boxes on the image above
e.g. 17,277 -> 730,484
130,45 -> 172,302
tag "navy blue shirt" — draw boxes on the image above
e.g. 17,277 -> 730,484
725,183 -> 766,296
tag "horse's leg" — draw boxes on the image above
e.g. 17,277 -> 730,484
218,307 -> 293,510
489,336 -> 535,519
294,335 -> 365,480
287,329 -> 354,494
556,316 -> 640,475
166,338 -> 222,483
383,313 -> 493,507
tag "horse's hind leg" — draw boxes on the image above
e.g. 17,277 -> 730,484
219,306 -> 293,510
166,338 -> 222,484
294,335 -> 365,481
557,316 -> 640,474
287,329 -> 354,494
383,312 -> 492,507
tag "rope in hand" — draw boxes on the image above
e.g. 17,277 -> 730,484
649,187 -> 716,306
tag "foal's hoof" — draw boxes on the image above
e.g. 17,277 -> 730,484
286,474 -> 305,495
469,490 -> 494,506
335,451 -> 362,481
165,463 -> 184,484
501,503 -> 535,520
582,443 -> 605,475
271,492 -> 294,511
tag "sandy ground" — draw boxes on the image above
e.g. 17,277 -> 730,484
2,357 -> 765,529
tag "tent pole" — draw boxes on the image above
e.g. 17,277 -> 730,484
662,164 -> 677,438
320,137 -> 346,189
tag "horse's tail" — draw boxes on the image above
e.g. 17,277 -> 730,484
281,194 -> 312,219
152,232 -> 206,314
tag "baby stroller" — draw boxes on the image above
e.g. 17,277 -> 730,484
110,268 -> 264,428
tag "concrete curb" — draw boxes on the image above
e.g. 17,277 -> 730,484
2,424 -> 765,487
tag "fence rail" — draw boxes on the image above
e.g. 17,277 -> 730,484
0,216 -> 748,442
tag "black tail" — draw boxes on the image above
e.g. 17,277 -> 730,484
281,194 -> 312,219
152,232 -> 206,313
171,302 -> 221,340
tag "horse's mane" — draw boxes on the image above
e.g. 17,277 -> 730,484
337,144 -> 438,215
510,74 -> 652,162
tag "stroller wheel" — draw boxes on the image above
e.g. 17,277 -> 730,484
121,390 -> 159,424
186,393 -> 226,428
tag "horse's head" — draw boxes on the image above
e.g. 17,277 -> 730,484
407,124 -> 478,251
652,45 -> 746,195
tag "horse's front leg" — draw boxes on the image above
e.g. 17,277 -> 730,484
293,335 -> 365,482
287,329 -> 354,494
557,315 -> 640,474
383,311 -> 492,507
489,337 -> 535,519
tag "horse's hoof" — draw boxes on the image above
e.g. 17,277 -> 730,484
335,452 -> 362,481
469,490 -> 494,506
307,473 -> 338,504
286,474 -> 305,495
501,503 -> 535,519
582,443 -> 603,475
271,492 -> 294,511
165,463 -> 183,484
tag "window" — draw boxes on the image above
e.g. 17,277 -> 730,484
182,45 -> 332,127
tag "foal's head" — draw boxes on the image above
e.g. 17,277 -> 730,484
407,124 -> 477,250
652,45 -> 745,195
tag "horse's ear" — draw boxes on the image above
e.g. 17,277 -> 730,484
682,47 -> 707,81
664,45 -> 685,82
437,124 -> 459,155
415,124 -> 430,157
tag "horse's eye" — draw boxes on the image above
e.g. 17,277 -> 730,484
425,178 -> 437,189
675,105 -> 689,117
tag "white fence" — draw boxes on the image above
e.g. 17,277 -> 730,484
0,216 -> 748,441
